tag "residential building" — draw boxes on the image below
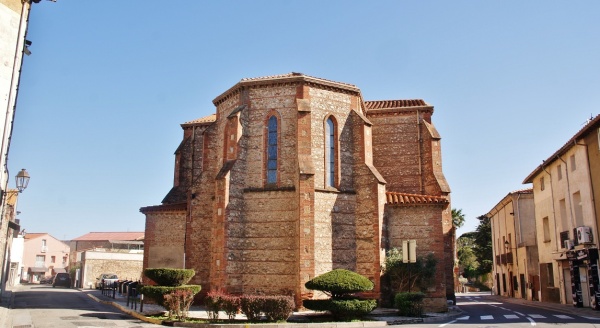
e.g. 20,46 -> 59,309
8,231 -> 24,286
523,114 -> 600,308
69,232 -> 144,289
22,233 -> 69,283
487,189 -> 538,301
0,0 -> 34,297
141,73 -> 453,311
0,190 -> 20,288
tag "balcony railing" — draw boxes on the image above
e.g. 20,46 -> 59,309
495,252 -> 514,265
41,246 -> 48,253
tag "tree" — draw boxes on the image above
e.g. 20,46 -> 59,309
452,208 -> 466,228
456,215 -> 493,277
473,215 -> 493,274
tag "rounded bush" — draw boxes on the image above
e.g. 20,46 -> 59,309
305,269 -> 374,298
144,268 -> 195,287
139,285 -> 201,307
303,299 -> 377,320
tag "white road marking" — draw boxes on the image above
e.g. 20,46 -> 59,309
504,314 -> 519,319
554,314 -> 574,319
526,317 -> 537,326
457,316 -> 470,320
481,315 -> 494,320
438,320 -> 456,327
528,314 -> 546,319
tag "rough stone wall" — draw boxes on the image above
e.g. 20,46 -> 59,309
369,109 -> 431,193
350,110 -> 386,296
142,210 -> 186,282
84,257 -> 143,287
308,87 -> 354,190
186,123 -> 217,292
313,191 -> 357,275
234,190 -> 297,295
245,84 -> 298,188
385,204 -> 447,311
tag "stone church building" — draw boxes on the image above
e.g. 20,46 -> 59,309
141,73 -> 453,311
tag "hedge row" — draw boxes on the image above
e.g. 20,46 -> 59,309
204,291 -> 295,322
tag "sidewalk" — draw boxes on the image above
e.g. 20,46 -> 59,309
0,287 -> 14,328
84,288 -> 464,326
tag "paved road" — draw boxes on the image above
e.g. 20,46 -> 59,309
7,284 -> 157,328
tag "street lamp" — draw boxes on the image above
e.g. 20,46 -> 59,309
15,169 -> 30,193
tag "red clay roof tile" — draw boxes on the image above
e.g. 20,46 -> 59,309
365,100 -> 429,109
385,192 -> 449,205
71,232 -> 144,241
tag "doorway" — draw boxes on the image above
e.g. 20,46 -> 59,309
520,274 -> 526,299
564,268 -> 573,305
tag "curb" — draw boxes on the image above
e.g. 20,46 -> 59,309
84,291 -> 163,325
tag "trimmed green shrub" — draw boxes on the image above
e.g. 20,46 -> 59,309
394,292 -> 425,317
139,285 -> 201,307
262,296 -> 295,321
143,268 -> 195,287
303,299 -> 377,320
240,295 -> 265,321
304,269 -> 374,298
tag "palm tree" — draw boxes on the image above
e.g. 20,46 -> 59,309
452,208 -> 466,228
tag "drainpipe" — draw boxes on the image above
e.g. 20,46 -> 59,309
514,193 -> 522,269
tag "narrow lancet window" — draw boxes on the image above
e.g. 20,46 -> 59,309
326,117 -> 336,187
267,115 -> 278,184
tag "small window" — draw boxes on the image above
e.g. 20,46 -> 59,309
570,155 -> 576,171
559,231 -> 569,248
540,177 -> 545,191
543,217 -> 551,242
51,256 -> 56,263
557,164 -> 562,180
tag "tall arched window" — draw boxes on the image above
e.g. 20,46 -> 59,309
325,117 -> 336,187
266,115 -> 278,184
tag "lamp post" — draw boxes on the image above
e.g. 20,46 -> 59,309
15,169 -> 30,193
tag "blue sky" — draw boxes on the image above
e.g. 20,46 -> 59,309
11,1 -> 600,240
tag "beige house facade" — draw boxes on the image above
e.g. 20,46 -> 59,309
524,114 -> 600,308
22,233 -> 69,283
487,189 -> 538,301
